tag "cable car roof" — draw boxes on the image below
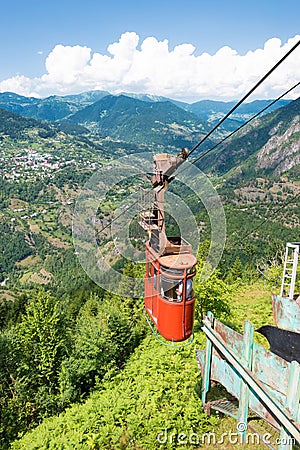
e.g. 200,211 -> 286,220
156,252 -> 197,270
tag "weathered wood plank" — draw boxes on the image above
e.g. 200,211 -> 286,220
214,320 -> 244,358
238,321 -> 254,442
199,315 -> 300,445
279,361 -> 300,450
198,348 -> 282,430
272,294 -> 300,332
201,311 -> 213,404
252,343 -> 290,394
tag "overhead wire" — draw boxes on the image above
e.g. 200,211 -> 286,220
97,78 -> 299,237
192,81 -> 300,166
187,38 -> 300,158
174,38 -> 300,250
97,197 -> 140,234
176,80 -> 300,175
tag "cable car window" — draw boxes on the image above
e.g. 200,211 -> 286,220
186,278 -> 194,300
175,280 -> 183,301
160,275 -> 183,302
187,266 -> 196,275
160,266 -> 184,278
147,262 -> 152,278
153,267 -> 157,290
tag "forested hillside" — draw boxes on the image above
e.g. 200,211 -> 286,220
0,92 -> 299,449
64,94 -> 210,149
0,91 -> 109,121
0,90 -> 291,142
198,97 -> 300,178
0,90 -> 290,123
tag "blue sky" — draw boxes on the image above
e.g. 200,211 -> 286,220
0,0 -> 299,101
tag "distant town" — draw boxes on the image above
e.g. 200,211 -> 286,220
0,147 -> 99,181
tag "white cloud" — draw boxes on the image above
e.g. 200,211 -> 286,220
1,32 -> 300,102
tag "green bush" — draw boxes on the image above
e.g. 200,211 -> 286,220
12,334 -> 218,450
59,293 -> 146,403
194,260 -> 231,321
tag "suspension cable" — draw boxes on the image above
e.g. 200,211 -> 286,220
187,38 -> 300,158
185,80 -> 300,170
97,80 -> 300,236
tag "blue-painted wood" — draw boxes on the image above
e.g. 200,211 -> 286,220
198,348 -> 290,429
198,314 -> 300,449
252,342 -> 290,395
201,311 -> 214,404
238,321 -> 254,442
279,361 -> 300,450
272,294 -> 300,332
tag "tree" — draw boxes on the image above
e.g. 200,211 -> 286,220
0,289 -> 69,447
194,260 -> 231,321
11,290 -> 69,423
59,292 -> 146,404
225,256 -> 243,284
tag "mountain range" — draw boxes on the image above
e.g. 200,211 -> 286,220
0,89 -> 298,179
0,90 -> 291,150
0,90 -> 290,127
0,90 -> 109,121
63,94 -> 211,149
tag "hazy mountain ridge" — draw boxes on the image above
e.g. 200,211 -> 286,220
0,90 -> 290,131
185,98 -> 290,122
64,94 -> 211,149
0,90 -> 109,121
0,90 -> 298,180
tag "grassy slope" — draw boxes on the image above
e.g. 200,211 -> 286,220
11,282 -> 276,450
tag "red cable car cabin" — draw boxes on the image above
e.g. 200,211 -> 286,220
139,150 -> 197,342
144,237 -> 197,342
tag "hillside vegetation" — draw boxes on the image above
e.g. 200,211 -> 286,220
0,92 -> 299,449
10,282 -> 274,450
65,94 -> 210,149
199,97 -> 300,178
0,90 -> 291,147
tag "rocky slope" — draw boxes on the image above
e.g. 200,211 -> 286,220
198,97 -> 300,180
